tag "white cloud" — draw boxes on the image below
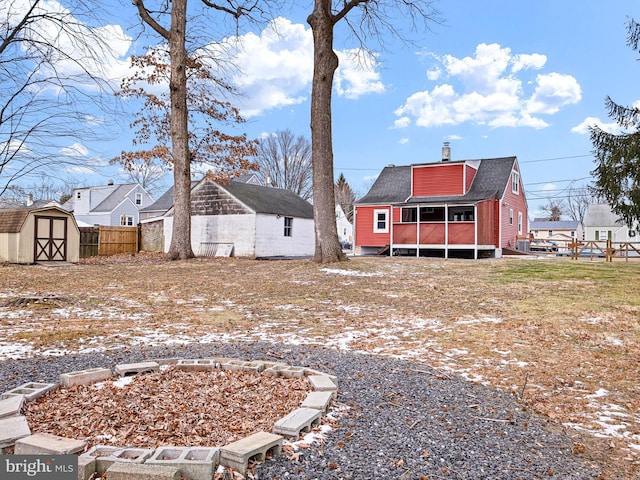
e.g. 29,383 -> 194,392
395,43 -> 581,130
399,138 -> 409,144
211,17 -> 386,117
571,116 -> 626,135
60,143 -> 89,158
542,183 -> 558,192
335,49 -> 386,99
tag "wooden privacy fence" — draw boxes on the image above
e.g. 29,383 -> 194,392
79,226 -> 139,258
569,239 -> 640,262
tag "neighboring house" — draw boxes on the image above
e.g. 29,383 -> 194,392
354,150 -> 527,259
0,206 -> 80,263
583,203 -> 639,242
63,181 -> 154,226
529,219 -> 582,242
142,178 -> 315,257
336,204 -> 353,249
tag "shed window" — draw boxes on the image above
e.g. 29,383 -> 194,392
373,209 -> 388,233
284,217 -> 293,237
401,207 -> 417,223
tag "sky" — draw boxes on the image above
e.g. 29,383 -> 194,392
5,0 -> 639,217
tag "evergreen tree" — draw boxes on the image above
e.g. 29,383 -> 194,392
334,173 -> 355,222
590,17 -> 640,228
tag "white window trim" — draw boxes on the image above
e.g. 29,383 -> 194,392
517,212 -> 523,235
373,209 -> 389,233
284,216 -> 293,237
135,193 -> 143,205
512,171 -> 520,194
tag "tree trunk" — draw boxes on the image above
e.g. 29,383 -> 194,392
308,1 -> 346,263
166,0 -> 194,260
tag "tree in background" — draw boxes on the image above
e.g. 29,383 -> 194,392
566,185 -> 596,226
540,198 -> 566,221
307,0 -> 439,263
118,160 -> 166,198
255,129 -> 312,200
334,173 -> 355,222
0,0 -> 119,197
129,0 -> 262,260
590,17 -> 640,228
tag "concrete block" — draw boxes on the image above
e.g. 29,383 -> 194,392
175,359 -> 218,372
0,394 -> 24,418
150,357 -> 182,366
1,382 -> 57,401
0,415 -> 31,447
273,408 -> 322,440
106,463 -> 181,480
308,375 -> 338,397
263,365 -> 306,378
304,368 -> 338,383
14,433 -> 86,454
77,455 -> 96,480
219,431 -> 282,475
146,446 -> 218,480
82,446 -> 154,473
114,361 -> 159,377
60,367 -> 112,387
301,390 -> 334,413
220,360 -> 265,373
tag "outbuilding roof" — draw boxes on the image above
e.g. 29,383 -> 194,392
0,208 -> 31,233
221,181 -> 313,218
356,157 -> 517,205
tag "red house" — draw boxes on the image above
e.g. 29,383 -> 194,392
354,148 -> 527,259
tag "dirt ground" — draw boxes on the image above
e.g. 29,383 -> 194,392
0,253 -> 638,479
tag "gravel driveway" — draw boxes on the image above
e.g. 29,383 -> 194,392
1,341 -> 601,479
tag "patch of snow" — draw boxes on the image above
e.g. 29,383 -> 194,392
455,317 -> 503,326
320,268 -> 382,277
586,388 -> 609,399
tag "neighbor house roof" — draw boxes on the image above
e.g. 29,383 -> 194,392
584,203 -> 625,227
530,220 -> 580,230
221,181 -> 313,218
90,184 -> 138,212
357,157 -> 517,205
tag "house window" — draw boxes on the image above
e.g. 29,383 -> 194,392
284,217 -> 293,237
517,212 -> 523,235
401,207 -> 417,223
448,206 -> 474,222
571,231 -> 575,237
373,209 -> 388,233
596,230 -> 610,241
509,209 -> 513,226
120,215 -> 134,226
512,172 -> 520,194
76,191 -> 81,199
135,193 -> 142,205
419,207 -> 445,222
548,230 -> 553,236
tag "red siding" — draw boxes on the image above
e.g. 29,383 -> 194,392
394,223 -> 417,244
355,205 -> 391,247
448,223 -> 475,244
412,164 -> 464,197
419,223 -> 445,244
477,199 -> 496,245
465,165 -> 477,191
499,167 -> 528,248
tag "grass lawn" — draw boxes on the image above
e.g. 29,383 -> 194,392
0,254 -> 638,478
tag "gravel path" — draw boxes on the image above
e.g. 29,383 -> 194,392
1,342 -> 601,480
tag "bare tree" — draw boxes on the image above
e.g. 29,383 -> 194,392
130,0 -> 271,260
118,161 -> 167,197
307,0 -> 439,263
0,0 -> 120,197
540,198 -> 566,221
255,129 -> 312,200
566,186 -> 594,226
334,172 -> 355,222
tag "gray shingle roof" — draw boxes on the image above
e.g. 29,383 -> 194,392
221,182 -> 313,218
584,203 -> 625,227
92,184 -> 138,212
530,220 -> 580,230
356,157 -> 517,205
